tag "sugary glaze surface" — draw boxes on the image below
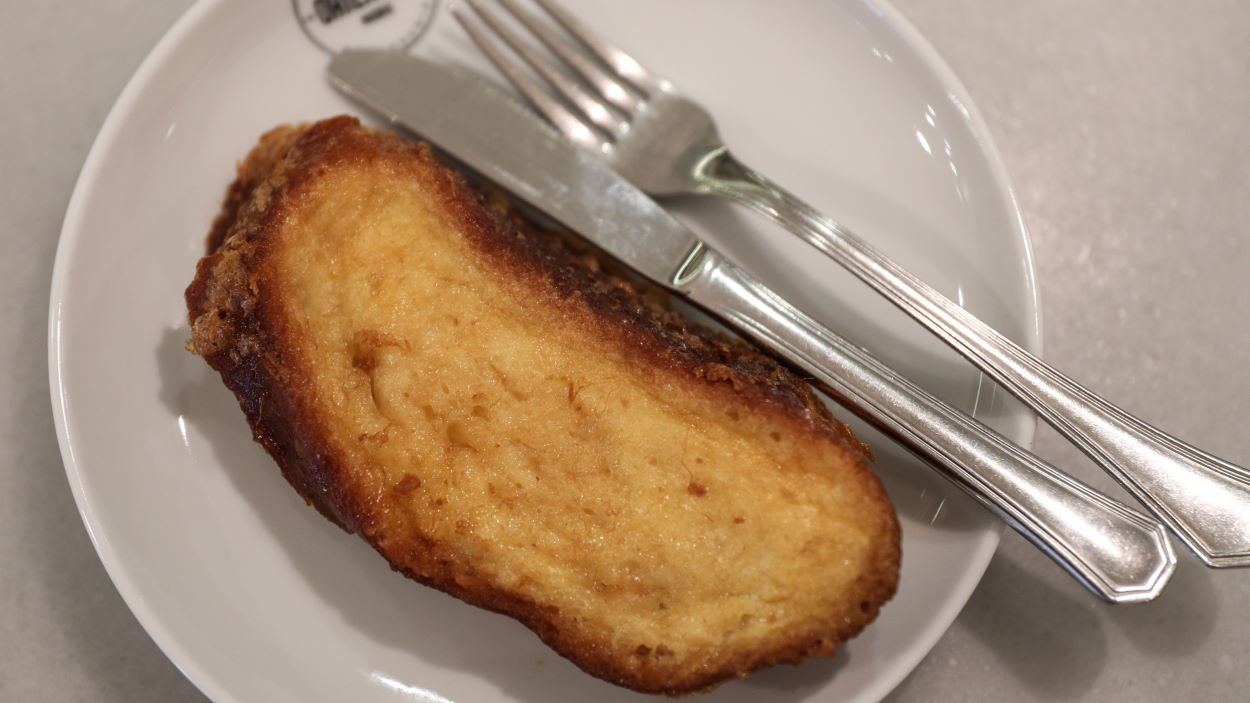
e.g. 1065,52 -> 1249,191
186,116 -> 900,695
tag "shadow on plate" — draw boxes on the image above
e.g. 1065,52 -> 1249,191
157,325 -> 849,702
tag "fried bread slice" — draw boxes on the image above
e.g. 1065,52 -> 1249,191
186,116 -> 899,695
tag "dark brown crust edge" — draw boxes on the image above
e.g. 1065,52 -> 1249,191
186,116 -> 900,696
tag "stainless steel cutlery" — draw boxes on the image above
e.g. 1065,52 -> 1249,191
448,0 -> 1250,570
329,50 -> 1177,602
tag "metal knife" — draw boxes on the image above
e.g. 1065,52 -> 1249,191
327,50 -> 1175,602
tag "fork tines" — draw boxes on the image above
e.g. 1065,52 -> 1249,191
452,0 -> 662,151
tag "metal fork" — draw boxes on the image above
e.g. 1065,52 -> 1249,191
452,0 -> 1250,567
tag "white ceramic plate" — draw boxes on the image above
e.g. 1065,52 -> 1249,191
49,1 -> 1040,701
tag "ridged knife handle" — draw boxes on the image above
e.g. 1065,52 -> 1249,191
699,151 -> 1250,566
675,244 -> 1176,602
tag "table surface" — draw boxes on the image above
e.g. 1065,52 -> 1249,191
4,1 -> 1248,701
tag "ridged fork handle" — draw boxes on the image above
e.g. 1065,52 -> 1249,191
698,149 -> 1250,566
678,245 -> 1175,603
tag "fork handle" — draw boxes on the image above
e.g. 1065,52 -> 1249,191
698,149 -> 1250,566
678,245 -> 1175,602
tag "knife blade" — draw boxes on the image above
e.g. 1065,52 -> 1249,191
328,49 -> 700,290
326,49 -> 1175,602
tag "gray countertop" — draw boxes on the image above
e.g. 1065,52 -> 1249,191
4,1 -> 1247,701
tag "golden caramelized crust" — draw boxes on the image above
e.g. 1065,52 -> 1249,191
185,116 -> 900,696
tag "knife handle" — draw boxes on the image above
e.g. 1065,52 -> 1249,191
702,151 -> 1250,567
677,244 -> 1175,602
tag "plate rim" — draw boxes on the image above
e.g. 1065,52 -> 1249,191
836,2 -> 1043,700
48,2 -> 240,702
47,1 -> 1042,701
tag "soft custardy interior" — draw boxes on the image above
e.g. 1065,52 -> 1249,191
180,119 -> 902,693
269,153 -> 891,667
